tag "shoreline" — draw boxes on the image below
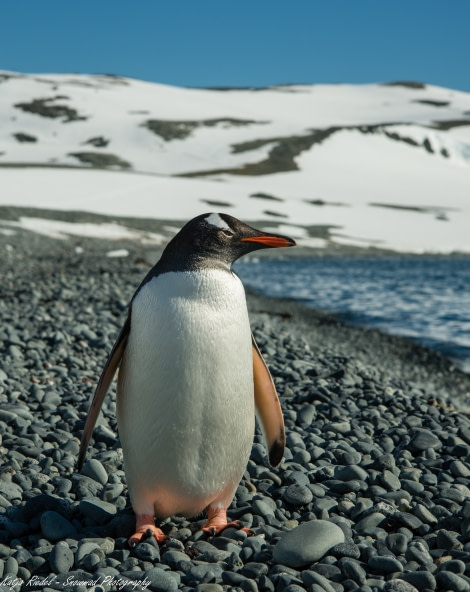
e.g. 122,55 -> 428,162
1,219 -> 469,410
246,289 -> 470,412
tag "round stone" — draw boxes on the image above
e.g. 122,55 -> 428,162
49,541 -> 74,574
435,571 -> 469,592
145,567 -> 180,591
408,429 -> 441,452
40,511 -> 77,542
437,559 -> 466,574
449,460 -> 470,478
355,512 -> 386,534
340,558 -> 367,584
324,421 -> 351,434
78,498 -> 117,524
381,469 -> 401,491
368,555 -> 404,573
301,570 -> 337,592
283,484 -> 314,506
134,542 -> 161,562
334,464 -> 368,482
252,498 -> 275,517
81,458 -> 108,485
401,571 -> 436,590
386,533 -> 408,555
273,520 -> 345,568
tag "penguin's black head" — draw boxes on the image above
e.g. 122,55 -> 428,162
158,213 -> 296,272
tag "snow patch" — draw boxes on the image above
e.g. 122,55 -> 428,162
2,216 -> 165,243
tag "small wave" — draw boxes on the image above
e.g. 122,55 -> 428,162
235,256 -> 470,373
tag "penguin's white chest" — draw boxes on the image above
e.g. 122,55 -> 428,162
117,269 -> 255,517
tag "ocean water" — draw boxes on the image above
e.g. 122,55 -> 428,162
235,256 -> 470,373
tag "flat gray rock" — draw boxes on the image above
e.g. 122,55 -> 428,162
273,520 -> 345,568
40,511 -> 77,542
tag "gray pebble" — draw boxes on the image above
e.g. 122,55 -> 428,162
134,542 -> 161,562
187,564 -> 223,587
81,458 -> 108,485
222,571 -> 258,592
283,483 -> 313,506
405,544 -> 433,566
413,503 -> 438,525
82,551 -> 103,571
78,498 -> 117,524
240,562 -> 269,579
401,570 -> 437,590
368,555 -> 404,573
252,498 -> 275,517
437,559 -> 466,574
436,528 -> 461,550
4,557 -> 18,576
301,570 -> 337,592
161,549 -> 191,570
339,558 -> 367,584
401,480 -> 425,495
394,512 -> 423,531
76,542 -> 102,566
145,567 -> 180,591
0,480 -> 22,501
324,420 -> 351,434
334,464 -> 368,482
435,570 -> 469,592
49,541 -> 74,574
40,511 -> 77,542
449,460 -> 470,478
355,512 -> 386,534
285,470 -> 310,486
408,429 -> 441,452
380,469 -> 401,491
331,541 -> 361,559
297,404 -> 316,427
386,533 -> 408,555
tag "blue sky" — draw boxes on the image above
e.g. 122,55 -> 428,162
2,0 -> 469,92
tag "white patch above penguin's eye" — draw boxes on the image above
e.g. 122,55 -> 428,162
204,213 -> 231,232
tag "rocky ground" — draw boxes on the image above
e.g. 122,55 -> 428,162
0,229 -> 470,592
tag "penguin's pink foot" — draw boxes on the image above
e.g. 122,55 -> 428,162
128,514 -> 166,547
201,507 -> 252,536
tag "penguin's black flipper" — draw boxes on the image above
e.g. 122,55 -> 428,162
77,314 -> 131,470
252,334 -> 285,467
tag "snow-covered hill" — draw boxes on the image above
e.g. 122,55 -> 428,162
1,71 -> 470,253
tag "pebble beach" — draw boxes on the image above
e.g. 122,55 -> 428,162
1,228 -> 470,592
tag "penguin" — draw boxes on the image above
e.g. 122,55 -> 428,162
78,212 -> 295,545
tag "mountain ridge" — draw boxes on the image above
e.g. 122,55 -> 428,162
1,71 -> 470,253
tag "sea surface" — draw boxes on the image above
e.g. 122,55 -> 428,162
235,256 -> 470,373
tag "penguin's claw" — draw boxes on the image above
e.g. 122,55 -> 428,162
201,508 -> 252,536
129,515 -> 166,547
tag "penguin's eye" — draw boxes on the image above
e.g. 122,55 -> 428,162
221,229 -> 234,238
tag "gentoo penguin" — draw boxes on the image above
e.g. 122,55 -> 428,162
78,213 -> 295,545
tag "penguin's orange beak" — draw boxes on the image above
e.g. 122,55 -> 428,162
241,235 -> 296,248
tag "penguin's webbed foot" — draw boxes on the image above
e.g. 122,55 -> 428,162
201,507 -> 252,536
129,514 -> 166,547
